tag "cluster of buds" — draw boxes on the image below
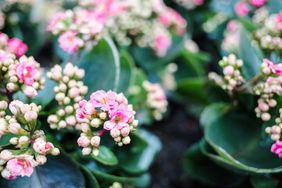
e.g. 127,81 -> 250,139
222,21 -> 241,53
76,90 -> 138,156
173,0 -> 204,10
47,63 -> 88,129
85,0 -> 186,56
161,63 -> 178,91
254,13 -> 282,52
265,108 -> 282,157
0,100 -> 59,180
202,13 -> 227,33
142,81 -> 168,121
0,37 -> 44,98
47,8 -> 105,54
254,59 -> 282,121
209,54 -> 245,92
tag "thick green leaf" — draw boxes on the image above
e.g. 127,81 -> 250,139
76,37 -> 120,97
91,169 -> 136,184
176,77 -> 209,104
80,166 -> 100,188
250,176 -> 279,188
200,103 -> 230,128
117,129 -> 162,174
0,133 -> 15,147
238,29 -> 263,80
204,109 -> 282,174
268,0 -> 282,14
117,50 -> 134,94
92,146 -> 118,166
0,155 -> 85,188
131,35 -> 186,71
183,140 -> 246,187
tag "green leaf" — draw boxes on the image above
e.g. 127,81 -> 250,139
0,155 -> 86,188
238,29 -> 263,80
250,176 -> 279,188
204,109 -> 282,174
117,129 -> 162,174
183,140 -> 246,187
176,77 -> 209,104
0,133 -> 15,147
32,73 -> 56,108
200,103 -> 230,128
76,37 -> 120,97
80,166 -> 100,188
237,17 -> 258,33
92,146 -> 118,166
91,169 -> 136,184
131,35 -> 186,72
117,50 -> 134,94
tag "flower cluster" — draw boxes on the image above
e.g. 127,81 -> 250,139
254,12 -> 282,52
47,8 -> 104,53
222,20 -> 241,53
160,63 -> 178,91
0,100 -> 59,180
78,0 -> 186,56
253,59 -> 282,121
47,63 -> 88,130
173,0 -> 204,10
76,90 -> 138,156
209,54 -> 245,92
0,38 -> 44,98
142,81 -> 168,121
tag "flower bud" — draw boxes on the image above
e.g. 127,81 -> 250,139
82,147 -> 91,155
90,136 -> 100,147
122,136 -> 131,145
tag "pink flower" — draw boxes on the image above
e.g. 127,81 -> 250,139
226,20 -> 240,32
16,58 -> 38,86
7,38 -> 27,58
192,0 -> 204,5
90,90 -> 118,111
159,9 -> 186,35
76,100 -> 96,120
154,33 -> 171,57
275,13 -> 282,31
235,2 -> 250,17
33,138 -> 54,154
271,141 -> 282,157
104,104 -> 134,130
58,31 -> 82,54
263,59 -> 282,76
249,0 -> 266,7
6,158 -> 33,179
47,12 -> 66,32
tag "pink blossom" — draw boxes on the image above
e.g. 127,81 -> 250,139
159,9 -> 186,35
33,138 -> 54,154
7,38 -> 27,58
154,33 -> 171,57
58,31 -> 82,54
235,2 -> 250,17
90,90 -> 118,111
249,0 -> 266,7
192,0 -> 204,6
47,12 -> 66,31
271,141 -> 282,157
226,21 -> 240,32
6,158 -> 33,179
275,13 -> 282,31
76,100 -> 96,120
16,58 -> 38,86
105,104 -> 134,129
77,136 -> 90,147
263,59 -> 282,76
23,86 -> 37,98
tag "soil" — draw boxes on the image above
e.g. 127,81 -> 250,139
147,102 -> 207,188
